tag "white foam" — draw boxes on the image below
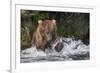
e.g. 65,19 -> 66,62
21,37 -> 89,62
21,47 -> 46,58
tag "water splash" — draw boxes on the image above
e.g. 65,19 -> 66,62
21,37 -> 89,63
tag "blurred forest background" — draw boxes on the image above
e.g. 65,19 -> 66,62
21,10 -> 89,50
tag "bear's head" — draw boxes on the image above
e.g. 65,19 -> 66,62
38,19 -> 57,41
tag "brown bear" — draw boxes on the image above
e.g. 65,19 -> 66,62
32,19 -> 57,51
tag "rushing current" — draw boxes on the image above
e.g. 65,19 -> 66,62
21,37 -> 89,63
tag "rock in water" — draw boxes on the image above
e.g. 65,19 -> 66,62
54,42 -> 64,52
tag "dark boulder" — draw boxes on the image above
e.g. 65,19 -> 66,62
54,42 -> 64,52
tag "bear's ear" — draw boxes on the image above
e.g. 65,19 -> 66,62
52,19 -> 56,24
38,20 -> 42,24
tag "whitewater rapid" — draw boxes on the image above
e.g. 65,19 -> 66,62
21,37 -> 89,63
